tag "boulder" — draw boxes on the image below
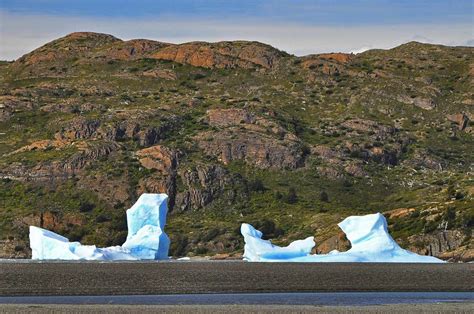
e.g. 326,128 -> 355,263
136,145 -> 178,173
447,113 -> 469,130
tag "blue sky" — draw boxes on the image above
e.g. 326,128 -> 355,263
2,0 -> 472,24
1,0 -> 472,60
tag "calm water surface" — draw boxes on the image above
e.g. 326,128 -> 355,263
0,292 -> 472,306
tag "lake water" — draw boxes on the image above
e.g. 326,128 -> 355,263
0,292 -> 472,306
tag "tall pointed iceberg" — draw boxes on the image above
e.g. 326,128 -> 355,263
122,193 -> 170,260
29,193 -> 170,260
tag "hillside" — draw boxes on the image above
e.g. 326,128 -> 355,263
0,32 -> 472,261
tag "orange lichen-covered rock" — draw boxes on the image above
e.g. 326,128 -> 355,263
136,145 -> 178,173
318,53 -> 353,63
151,41 -> 286,69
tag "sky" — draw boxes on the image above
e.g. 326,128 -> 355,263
0,0 -> 473,60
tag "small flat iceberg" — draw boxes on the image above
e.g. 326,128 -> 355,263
241,213 -> 444,263
241,223 -> 315,261
30,193 -> 170,260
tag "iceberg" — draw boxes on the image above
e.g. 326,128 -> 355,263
29,193 -> 169,260
241,223 -> 315,261
241,213 -> 444,263
122,193 -> 170,260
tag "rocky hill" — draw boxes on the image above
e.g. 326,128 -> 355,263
0,32 -> 472,261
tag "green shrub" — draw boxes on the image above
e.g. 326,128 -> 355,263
251,219 -> 284,240
286,187 -> 298,204
202,228 -> 221,242
79,201 -> 95,212
169,234 -> 189,257
249,179 -> 266,193
319,191 -> 329,202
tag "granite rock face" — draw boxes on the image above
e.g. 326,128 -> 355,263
151,41 -> 287,69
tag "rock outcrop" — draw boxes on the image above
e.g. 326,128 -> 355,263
408,230 -> 471,262
175,164 -> 248,212
53,114 -> 180,147
96,39 -> 170,60
55,117 -> 101,140
341,118 -> 396,138
150,41 -> 287,69
136,145 -> 178,173
196,129 -> 306,169
5,139 -> 70,156
0,96 -> 34,121
99,116 -> 180,147
10,32 -> 289,78
447,113 -> 469,130
318,53 -> 354,63
14,32 -> 121,67
207,108 -> 256,126
300,53 -> 351,76
316,232 -> 351,254
1,141 -> 120,182
198,108 -> 306,169
397,95 -> 436,110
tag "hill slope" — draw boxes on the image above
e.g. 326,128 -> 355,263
0,33 -> 472,261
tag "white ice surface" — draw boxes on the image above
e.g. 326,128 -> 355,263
241,223 -> 315,261
241,213 -> 444,263
29,193 -> 169,260
122,193 -> 170,260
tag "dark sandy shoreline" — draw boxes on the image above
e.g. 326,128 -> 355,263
1,303 -> 474,314
1,262 -> 472,296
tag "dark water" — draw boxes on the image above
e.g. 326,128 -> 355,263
0,292 -> 472,306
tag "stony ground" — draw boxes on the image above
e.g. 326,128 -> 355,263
1,262 -> 472,295
2,303 -> 474,314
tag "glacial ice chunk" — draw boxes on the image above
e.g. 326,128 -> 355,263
241,213 -> 444,263
29,193 -> 169,260
122,194 -> 169,259
29,226 -> 137,260
30,227 -> 83,260
241,223 -> 315,261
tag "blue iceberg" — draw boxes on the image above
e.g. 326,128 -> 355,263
241,213 -> 444,263
122,193 -> 170,260
241,223 -> 315,261
29,193 -> 169,260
